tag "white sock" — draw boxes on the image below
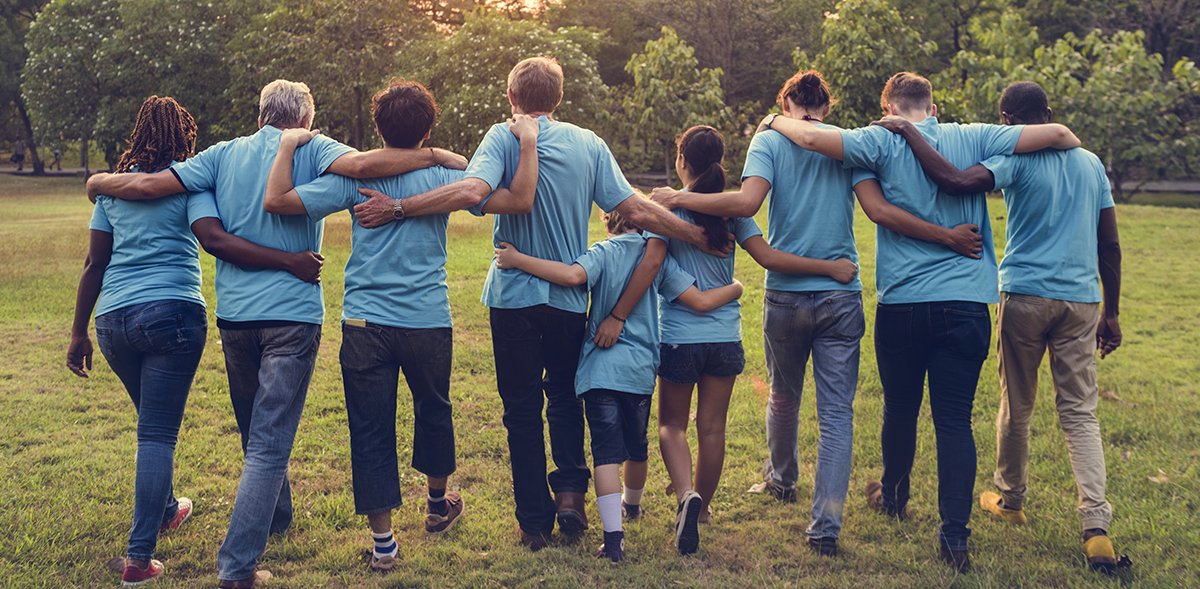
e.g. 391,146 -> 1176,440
622,486 -> 644,506
371,530 -> 397,559
597,493 -> 623,533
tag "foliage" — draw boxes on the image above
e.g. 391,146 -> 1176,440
622,26 -> 729,176
932,8 -> 1041,123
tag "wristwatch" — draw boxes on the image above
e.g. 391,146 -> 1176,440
764,113 -> 779,130
391,199 -> 406,221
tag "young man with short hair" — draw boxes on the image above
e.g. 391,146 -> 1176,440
261,79 -> 540,573
85,79 -> 464,588
352,57 -> 723,549
873,81 -> 1124,574
760,71 -> 1082,572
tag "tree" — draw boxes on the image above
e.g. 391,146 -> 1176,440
2,0 -> 48,174
933,8 -> 1041,123
803,0 -> 937,127
623,26 -> 728,177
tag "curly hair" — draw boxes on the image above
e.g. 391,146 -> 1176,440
115,96 -> 197,174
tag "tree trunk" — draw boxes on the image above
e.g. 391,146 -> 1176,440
81,137 -> 89,176
14,95 -> 44,175
352,86 -> 365,149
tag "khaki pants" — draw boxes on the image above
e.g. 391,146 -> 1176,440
995,293 -> 1112,531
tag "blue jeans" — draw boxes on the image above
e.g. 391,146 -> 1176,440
762,290 -> 864,540
875,301 -> 991,551
216,323 -> 321,582
94,300 -> 207,562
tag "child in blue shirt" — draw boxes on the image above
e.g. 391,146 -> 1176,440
494,208 -> 743,563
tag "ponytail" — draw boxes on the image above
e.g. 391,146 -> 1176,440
676,126 -> 730,252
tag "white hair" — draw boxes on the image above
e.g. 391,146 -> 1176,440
258,79 -> 315,129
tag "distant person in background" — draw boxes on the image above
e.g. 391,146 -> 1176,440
85,80 -> 464,589
12,138 -> 25,171
67,95 -> 325,587
873,81 -> 1126,575
51,144 -> 63,171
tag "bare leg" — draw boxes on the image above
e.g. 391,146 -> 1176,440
367,511 -> 392,535
623,460 -> 648,493
657,379 -> 696,502
694,375 -> 736,515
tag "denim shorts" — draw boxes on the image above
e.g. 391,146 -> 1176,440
658,341 -> 746,383
583,389 -> 652,466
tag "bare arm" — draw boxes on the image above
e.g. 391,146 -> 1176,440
353,178 -> 492,228
593,238 -> 667,348
191,218 -> 324,283
67,230 -> 112,377
872,116 -> 996,196
651,176 -> 771,218
614,195 -> 724,256
674,280 -> 744,313
493,242 -> 588,287
480,115 -> 540,214
1097,207 -> 1122,358
86,170 -> 185,203
740,235 -> 858,284
762,115 -> 844,160
263,128 -> 319,215
326,146 -> 467,179
853,178 -> 984,259
1014,124 -> 1080,153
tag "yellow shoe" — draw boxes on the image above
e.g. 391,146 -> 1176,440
1083,534 -> 1117,574
979,491 -> 1028,524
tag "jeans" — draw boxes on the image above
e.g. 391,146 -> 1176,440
340,323 -> 456,514
489,305 -> 590,535
762,290 -> 864,540
94,300 -> 207,562
875,301 -> 991,551
216,323 -> 321,582
583,389 -> 652,466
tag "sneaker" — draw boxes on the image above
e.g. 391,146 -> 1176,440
622,502 -> 641,521
425,491 -> 465,535
761,460 -> 797,503
807,536 -> 838,557
160,497 -> 193,532
675,491 -> 703,555
217,570 -> 272,589
939,543 -> 971,574
369,553 -> 397,573
518,527 -> 549,552
121,559 -> 163,586
596,530 -> 625,563
979,491 -> 1027,524
865,480 -> 909,520
555,491 -> 588,536
1083,532 -> 1117,575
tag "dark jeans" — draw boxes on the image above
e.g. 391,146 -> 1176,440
94,300 -> 207,562
341,323 -> 456,514
583,389 -> 652,466
216,323 -> 321,582
489,305 -> 590,535
875,301 -> 990,551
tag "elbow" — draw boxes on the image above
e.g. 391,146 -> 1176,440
511,191 -> 534,214
1099,240 -> 1122,260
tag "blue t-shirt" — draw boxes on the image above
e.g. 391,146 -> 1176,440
841,118 -> 1023,304
982,148 -> 1114,303
89,190 -> 220,316
294,167 -> 466,328
742,127 -> 871,293
573,233 -> 695,396
466,116 -> 636,313
646,210 -> 761,344
170,126 -> 354,324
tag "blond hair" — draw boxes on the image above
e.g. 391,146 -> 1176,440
507,57 -> 564,114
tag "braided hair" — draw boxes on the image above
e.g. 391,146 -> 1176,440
676,125 -> 730,252
115,96 -> 197,174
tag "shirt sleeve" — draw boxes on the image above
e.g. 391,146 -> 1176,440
296,174 -> 359,221
850,168 -> 877,187
740,132 -> 776,185
591,136 -> 636,213
308,134 -> 357,176
170,142 -> 224,192
186,190 -> 221,224
88,200 -> 112,233
465,125 -> 510,193
1096,159 -> 1115,209
655,254 -> 697,302
970,123 -> 1023,160
574,242 -> 606,290
732,216 -> 763,244
980,154 -> 1020,191
840,126 -> 887,171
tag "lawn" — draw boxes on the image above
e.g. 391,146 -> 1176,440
0,174 -> 1196,588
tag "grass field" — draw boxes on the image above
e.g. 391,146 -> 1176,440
0,173 -> 1197,588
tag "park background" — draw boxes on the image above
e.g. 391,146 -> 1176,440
1,0 -> 1199,587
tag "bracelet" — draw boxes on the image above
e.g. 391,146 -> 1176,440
609,313 -> 626,323
429,147 -> 437,165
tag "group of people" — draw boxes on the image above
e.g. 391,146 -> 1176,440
66,54 -> 1123,587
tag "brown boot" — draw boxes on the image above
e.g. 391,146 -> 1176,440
518,527 -> 550,551
218,570 -> 272,588
555,491 -> 588,536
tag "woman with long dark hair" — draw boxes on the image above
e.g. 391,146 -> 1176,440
67,96 -> 321,586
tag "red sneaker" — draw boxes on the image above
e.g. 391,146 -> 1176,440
121,559 -> 164,586
160,497 -> 193,532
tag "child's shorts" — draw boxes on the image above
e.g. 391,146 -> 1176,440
658,341 -> 745,384
583,388 -> 652,467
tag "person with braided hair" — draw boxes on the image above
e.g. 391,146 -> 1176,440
66,95 -> 327,587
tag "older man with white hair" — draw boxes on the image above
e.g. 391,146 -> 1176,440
86,79 -> 465,588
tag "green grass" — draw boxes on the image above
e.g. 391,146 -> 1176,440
0,174 -> 1197,588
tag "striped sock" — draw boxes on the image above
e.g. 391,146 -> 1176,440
428,487 -> 448,516
372,530 -> 397,560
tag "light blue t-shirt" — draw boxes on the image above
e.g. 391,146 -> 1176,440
841,118 -> 1023,304
982,148 -> 1114,303
170,126 -> 354,324
573,233 -> 695,396
466,116 -> 636,314
646,210 -> 761,344
742,127 -> 872,293
294,167 -> 466,329
89,190 -> 220,316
